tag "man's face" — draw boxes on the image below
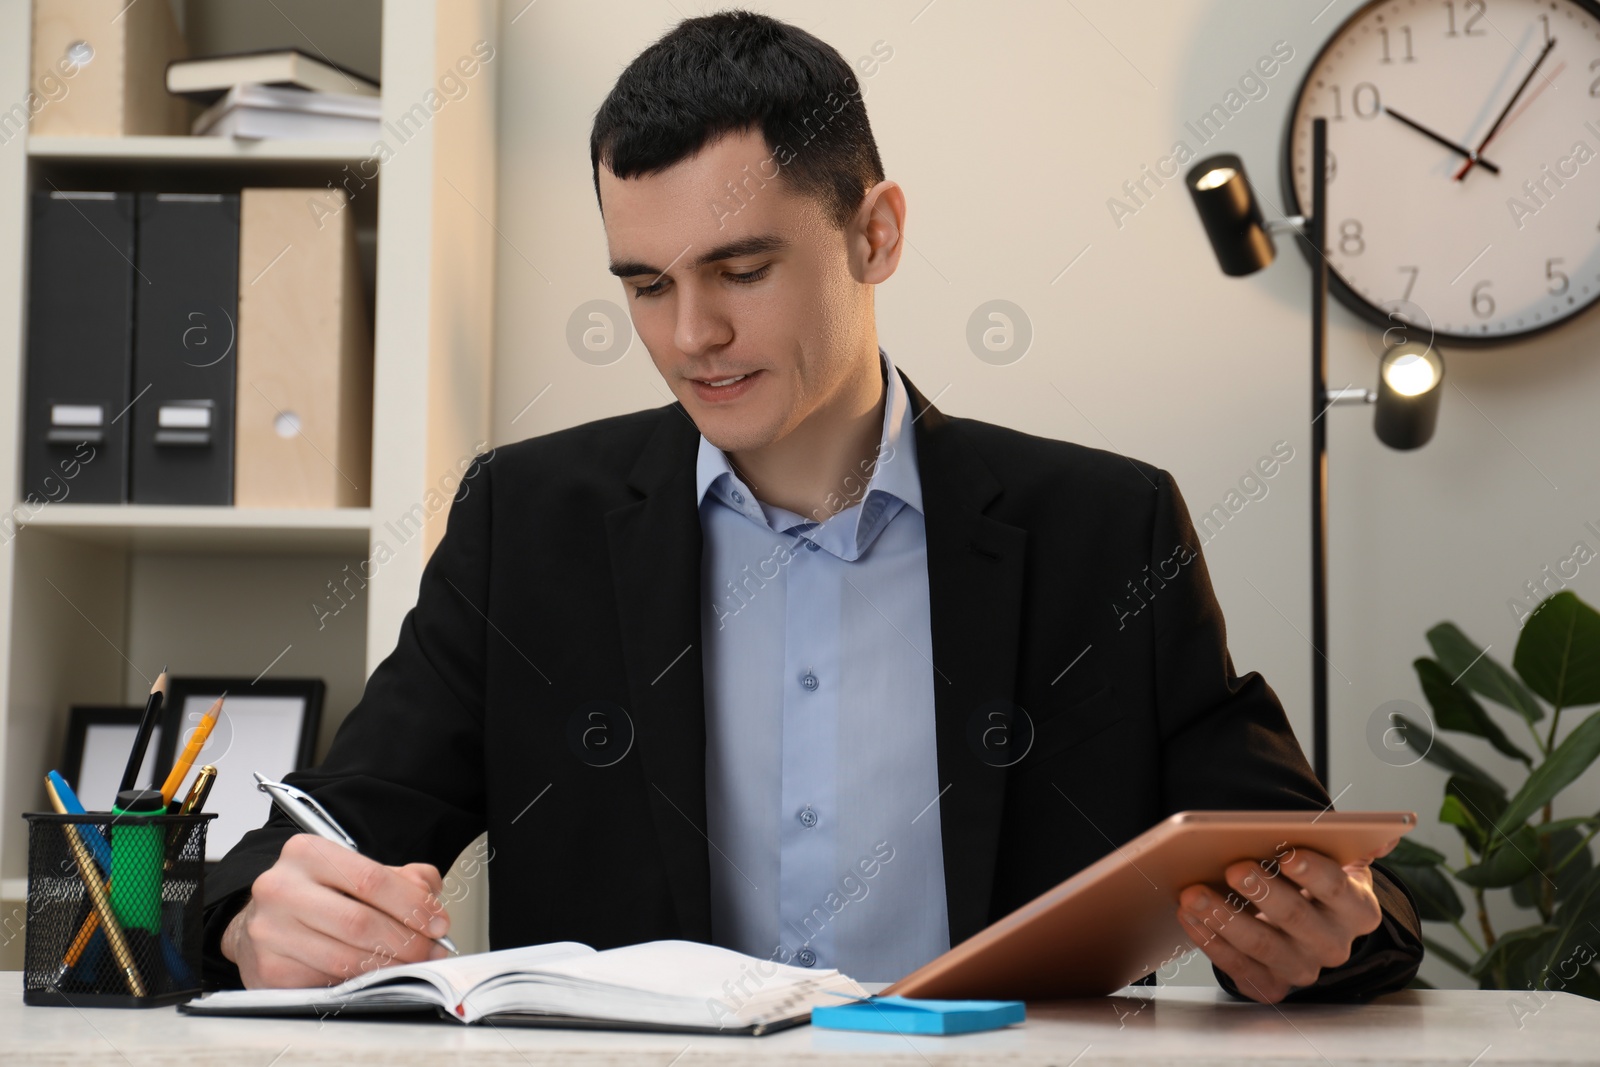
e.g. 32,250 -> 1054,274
600,127 -> 869,454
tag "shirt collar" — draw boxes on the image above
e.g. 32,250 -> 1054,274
694,346 -> 922,560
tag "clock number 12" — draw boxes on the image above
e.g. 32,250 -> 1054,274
1444,0 -> 1487,37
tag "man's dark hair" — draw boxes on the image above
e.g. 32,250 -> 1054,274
590,10 -> 885,229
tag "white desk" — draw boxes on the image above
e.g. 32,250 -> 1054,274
4,974 -> 1597,1065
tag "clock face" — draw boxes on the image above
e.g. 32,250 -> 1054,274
1285,0 -> 1600,345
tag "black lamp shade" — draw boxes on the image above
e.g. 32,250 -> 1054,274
1374,342 -> 1444,450
1186,154 -> 1275,276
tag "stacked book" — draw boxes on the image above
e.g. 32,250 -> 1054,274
166,49 -> 380,140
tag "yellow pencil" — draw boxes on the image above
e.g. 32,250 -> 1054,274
160,694 -> 224,805
62,908 -> 101,970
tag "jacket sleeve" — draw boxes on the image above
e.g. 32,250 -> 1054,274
1147,468 -> 1423,1001
200,453 -> 497,989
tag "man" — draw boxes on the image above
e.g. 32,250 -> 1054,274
209,11 -> 1422,1003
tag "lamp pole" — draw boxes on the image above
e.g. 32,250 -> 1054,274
1186,115 -> 1442,791
1308,117 -> 1330,788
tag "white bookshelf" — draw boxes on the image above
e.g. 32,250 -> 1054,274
22,505 -> 373,552
28,135 -> 376,164
0,0 -> 501,961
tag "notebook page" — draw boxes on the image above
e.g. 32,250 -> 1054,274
529,941 -> 832,996
464,972 -> 865,1031
459,941 -> 868,1028
187,941 -> 595,1016
391,940 -> 594,1002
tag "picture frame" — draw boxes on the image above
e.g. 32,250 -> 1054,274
60,705 -> 165,811
158,678 -> 325,861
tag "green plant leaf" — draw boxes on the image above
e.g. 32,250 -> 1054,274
1415,657 -> 1533,764
1513,592 -> 1600,710
1428,622 -> 1544,724
1552,827 -> 1594,904
1535,816 -> 1600,838
1525,864 -> 1600,992
1494,710 -> 1600,837
1397,715 -> 1506,791
1513,825 -> 1596,909
1420,934 -> 1475,975
1451,775 -> 1509,824
1440,795 -> 1483,852
1456,825 -> 1541,887
1383,861 -> 1464,922
1503,934 -> 1575,993
1504,825 -> 1593,908
1387,836 -> 1447,866
1468,924 -> 1558,981
1439,776 -> 1508,854
1558,963 -> 1600,1000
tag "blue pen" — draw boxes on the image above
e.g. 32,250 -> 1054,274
47,771 -> 111,872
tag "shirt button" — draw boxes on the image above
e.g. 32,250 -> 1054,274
731,489 -> 745,505
796,949 -> 817,967
798,805 -> 819,828
804,540 -> 821,552
800,671 -> 819,691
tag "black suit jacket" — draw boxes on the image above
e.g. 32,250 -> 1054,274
204,368 -> 1422,997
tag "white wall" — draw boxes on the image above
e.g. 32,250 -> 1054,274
487,0 -> 1600,988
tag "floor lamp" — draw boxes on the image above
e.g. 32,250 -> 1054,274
1183,117 -> 1445,788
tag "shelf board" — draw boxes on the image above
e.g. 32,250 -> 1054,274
18,506 -> 372,553
1,877 -> 24,901
28,136 -> 375,166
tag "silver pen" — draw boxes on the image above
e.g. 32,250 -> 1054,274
254,772 -> 460,954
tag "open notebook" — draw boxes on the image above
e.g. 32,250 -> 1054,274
181,940 -> 869,1036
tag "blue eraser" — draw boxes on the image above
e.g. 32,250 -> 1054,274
811,995 -> 1025,1035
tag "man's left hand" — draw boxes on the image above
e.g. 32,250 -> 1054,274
1177,839 -> 1398,1004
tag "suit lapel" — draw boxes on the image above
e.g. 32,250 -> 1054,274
604,405 -> 713,940
902,369 -> 1029,947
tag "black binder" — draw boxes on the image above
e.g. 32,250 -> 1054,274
130,192 -> 240,505
22,191 -> 137,505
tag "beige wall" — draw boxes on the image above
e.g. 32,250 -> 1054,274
486,0 -> 1600,988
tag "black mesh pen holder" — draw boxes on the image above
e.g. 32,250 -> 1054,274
21,810 -> 216,1007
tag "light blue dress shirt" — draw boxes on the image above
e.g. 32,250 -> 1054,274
696,346 -> 950,983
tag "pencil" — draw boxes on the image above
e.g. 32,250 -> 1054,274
119,669 -> 168,795
160,693 -> 224,805
61,907 -> 101,971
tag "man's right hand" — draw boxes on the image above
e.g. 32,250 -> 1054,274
221,833 -> 453,989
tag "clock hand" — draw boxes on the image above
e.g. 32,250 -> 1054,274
1381,106 -> 1501,174
1451,57 -> 1566,180
1455,34 -> 1557,181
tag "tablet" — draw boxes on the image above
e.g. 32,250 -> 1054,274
884,809 -> 1417,1001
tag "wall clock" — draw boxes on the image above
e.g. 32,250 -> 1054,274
1284,0 -> 1600,344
